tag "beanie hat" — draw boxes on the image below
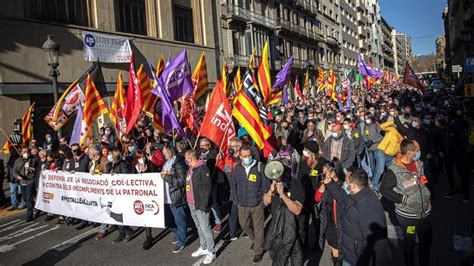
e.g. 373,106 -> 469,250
304,140 -> 319,154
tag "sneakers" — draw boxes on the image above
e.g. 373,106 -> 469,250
203,252 -> 216,264
172,244 -> 184,254
18,205 -> 26,210
242,232 -> 250,239
95,232 -> 106,240
229,234 -> 238,241
445,190 -> 456,198
253,254 -> 263,264
213,223 -> 222,233
191,247 -> 209,257
462,196 -> 471,203
172,238 -> 178,245
7,206 -> 17,211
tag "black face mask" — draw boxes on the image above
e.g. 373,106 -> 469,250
200,148 -> 209,154
228,148 -> 235,155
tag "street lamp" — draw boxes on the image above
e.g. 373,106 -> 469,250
42,34 -> 61,137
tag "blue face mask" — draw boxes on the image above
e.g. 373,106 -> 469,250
128,146 -> 135,153
242,157 -> 253,166
343,182 -> 351,195
413,151 -> 421,161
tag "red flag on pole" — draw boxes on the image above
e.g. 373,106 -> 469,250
402,62 -> 425,94
200,81 -> 236,152
125,53 -> 143,134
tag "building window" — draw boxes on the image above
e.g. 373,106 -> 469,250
174,4 -> 194,43
24,0 -> 89,26
232,31 -> 240,55
116,0 -> 147,35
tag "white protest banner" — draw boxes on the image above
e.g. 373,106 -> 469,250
35,170 -> 165,228
83,31 -> 131,63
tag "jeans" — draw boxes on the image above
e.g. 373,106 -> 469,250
165,204 -> 188,247
343,260 -> 352,266
367,150 -> 376,177
20,184 -> 34,220
397,214 -> 432,266
228,202 -> 241,236
9,182 -> 26,207
99,223 -> 108,233
210,186 -> 222,225
372,150 -> 394,190
189,204 -> 214,253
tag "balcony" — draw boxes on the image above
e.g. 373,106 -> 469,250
325,35 -> 339,46
227,54 -> 250,68
355,0 -> 366,12
222,4 -> 275,29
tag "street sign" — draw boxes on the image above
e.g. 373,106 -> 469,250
465,57 -> 474,73
452,65 -> 463,73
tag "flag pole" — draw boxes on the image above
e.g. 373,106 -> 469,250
1,129 -> 21,155
210,120 -> 232,178
193,131 -> 201,150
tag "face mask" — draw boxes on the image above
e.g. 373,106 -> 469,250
327,125 -> 333,131
343,124 -> 350,130
107,155 -> 113,162
128,146 -> 135,153
22,153 -> 29,160
411,121 -> 420,128
423,119 -> 431,125
200,148 -> 209,154
242,157 -> 253,166
302,150 -> 311,158
343,182 -> 351,195
389,111 -> 395,116
138,158 -> 145,164
46,137 -> 52,142
331,132 -> 339,138
307,126 -> 315,131
105,130 -> 111,135
413,150 -> 421,161
415,107 -> 422,112
366,119 -> 372,125
360,117 -> 365,122
228,148 -> 235,155
336,117 -> 342,122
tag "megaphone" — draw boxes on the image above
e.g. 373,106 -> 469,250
264,160 -> 286,183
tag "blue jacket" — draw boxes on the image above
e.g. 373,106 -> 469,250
232,161 -> 269,208
326,182 -> 388,265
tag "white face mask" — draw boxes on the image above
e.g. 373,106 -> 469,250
366,119 -> 372,125
411,121 -> 420,128
343,124 -> 350,130
303,150 -> 311,158
138,158 -> 145,164
331,132 -> 339,138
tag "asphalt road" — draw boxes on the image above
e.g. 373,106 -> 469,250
0,174 -> 472,266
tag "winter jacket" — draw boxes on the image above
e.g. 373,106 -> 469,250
347,127 -> 365,156
162,155 -> 188,207
323,134 -> 356,170
394,117 -> 431,160
326,181 -> 388,266
315,180 -> 344,251
188,161 -> 212,212
62,159 -> 76,172
378,120 -> 403,157
362,123 -> 383,151
264,202 -> 303,266
106,160 -> 130,174
88,157 -> 108,174
380,155 -> 431,219
220,154 -> 240,203
13,157 -> 38,185
232,161 -> 269,208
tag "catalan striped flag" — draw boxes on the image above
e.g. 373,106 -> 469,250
137,64 -> 157,117
22,102 -> 35,145
248,47 -> 257,70
257,41 -> 272,104
303,70 -> 311,92
328,65 -> 336,90
110,72 -> 126,135
233,66 -> 242,93
267,90 -> 282,106
79,75 -> 108,148
2,140 -> 12,154
156,55 -> 165,77
232,69 -> 271,149
191,52 -> 209,100
221,61 -> 230,96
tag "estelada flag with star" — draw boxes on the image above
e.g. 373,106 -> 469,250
402,62 -> 425,94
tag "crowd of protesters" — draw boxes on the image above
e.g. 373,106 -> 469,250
1,82 -> 473,266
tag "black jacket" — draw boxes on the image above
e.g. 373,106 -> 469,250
106,160 -> 130,174
189,162 -> 212,212
163,155 -> 188,207
394,117 -> 431,160
326,182 -> 389,266
232,161 -> 269,208
74,155 -> 90,173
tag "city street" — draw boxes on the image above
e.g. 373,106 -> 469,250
0,176 -> 472,265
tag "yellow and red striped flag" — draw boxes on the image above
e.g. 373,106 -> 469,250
233,66 -> 242,93
156,55 -> 165,77
303,70 -> 311,92
248,47 -> 257,70
221,61 -> 230,96
267,91 -> 282,106
21,102 -> 35,145
232,69 -> 271,149
110,72 -> 126,135
79,75 -> 108,147
257,41 -> 271,104
191,52 -> 209,100
136,64 -> 157,117
2,140 -> 12,155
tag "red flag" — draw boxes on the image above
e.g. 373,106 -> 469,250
295,76 -> 303,97
402,62 -> 425,93
201,81 -> 236,152
124,53 -> 143,134
180,94 -> 201,134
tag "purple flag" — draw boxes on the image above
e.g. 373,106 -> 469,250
273,55 -> 294,89
148,61 -> 187,138
358,50 -> 382,78
69,103 -> 83,147
152,50 -> 193,102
